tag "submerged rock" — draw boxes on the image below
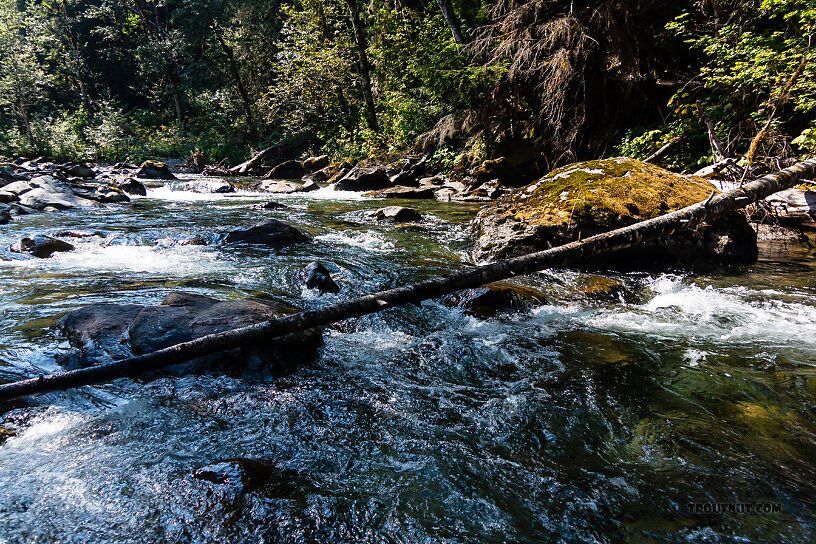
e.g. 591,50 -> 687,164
374,206 -> 422,222
299,261 -> 340,294
137,160 -> 176,180
472,158 -> 757,267
57,292 -> 322,374
10,235 -> 75,258
333,166 -> 390,192
225,220 -> 312,247
193,458 -> 310,496
440,282 -> 548,318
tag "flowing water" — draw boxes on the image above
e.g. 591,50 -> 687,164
0,178 -> 814,543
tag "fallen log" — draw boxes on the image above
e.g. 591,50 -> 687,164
229,145 -> 279,175
1,158 -> 815,402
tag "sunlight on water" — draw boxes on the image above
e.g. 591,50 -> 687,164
314,231 -> 396,252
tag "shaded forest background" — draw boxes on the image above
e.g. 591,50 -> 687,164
1,0 -> 814,174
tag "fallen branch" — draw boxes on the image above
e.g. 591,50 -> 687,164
1,159 -> 815,402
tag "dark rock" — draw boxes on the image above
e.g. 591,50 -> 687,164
0,207 -> 10,225
440,282 -> 548,318
334,166 -> 390,191
114,178 -> 147,196
322,161 -> 354,184
300,180 -> 320,192
472,158 -> 758,267
56,304 -> 145,368
193,458 -> 309,496
137,160 -> 177,180
0,191 -> 18,203
303,155 -> 330,172
576,276 -> 627,302
299,261 -> 340,294
55,230 -> 104,239
10,235 -> 75,258
389,170 -> 420,187
60,163 -> 96,179
472,157 -> 526,187
304,170 -> 330,183
225,219 -> 311,247
366,186 -> 436,199
265,160 -> 308,179
252,201 -> 288,210
179,236 -> 208,246
374,206 -> 422,222
127,292 -> 322,374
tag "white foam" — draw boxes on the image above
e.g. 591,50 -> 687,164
315,231 -> 395,252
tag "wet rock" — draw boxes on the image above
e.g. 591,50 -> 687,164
59,163 -> 96,179
225,219 -> 312,247
0,191 -> 17,203
16,175 -> 96,210
366,186 -> 436,199
472,157 -> 526,187
265,160 -> 308,179
174,178 -> 234,194
10,235 -> 75,258
259,180 -> 316,194
440,282 -> 548,318
303,155 -> 330,172
299,261 -> 340,294
127,292 -> 322,374
251,201 -> 288,210
472,158 -> 758,267
576,276 -> 627,302
55,230 -> 104,239
334,166 -> 390,192
374,206 -> 422,222
56,303 -> 145,367
114,178 -> 147,196
193,458 -> 309,496
390,170 -> 420,187
0,206 -> 11,225
179,236 -> 208,246
137,160 -> 177,180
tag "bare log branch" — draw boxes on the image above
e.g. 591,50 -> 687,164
1,159 -> 815,402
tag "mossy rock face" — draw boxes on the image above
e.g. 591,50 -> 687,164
472,158 -> 757,267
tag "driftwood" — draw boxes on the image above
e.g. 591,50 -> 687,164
230,146 -> 279,175
1,159 -> 815,402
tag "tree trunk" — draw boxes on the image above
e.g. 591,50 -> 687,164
345,0 -> 379,133
209,16 -> 258,138
437,0 -> 466,44
1,158 -> 814,402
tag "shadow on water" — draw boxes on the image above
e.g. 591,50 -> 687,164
0,181 -> 814,542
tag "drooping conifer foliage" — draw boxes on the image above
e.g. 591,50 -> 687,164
0,0 -> 813,171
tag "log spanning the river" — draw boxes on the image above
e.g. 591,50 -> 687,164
1,159 -> 815,402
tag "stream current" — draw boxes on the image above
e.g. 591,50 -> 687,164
0,177 -> 814,542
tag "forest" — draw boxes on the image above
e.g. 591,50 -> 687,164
1,0 -> 814,174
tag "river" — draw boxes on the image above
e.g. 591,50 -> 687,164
0,177 -> 814,542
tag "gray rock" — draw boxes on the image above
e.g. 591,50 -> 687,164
175,178 -> 234,194
114,178 -> 147,196
225,220 -> 311,246
334,166 -> 390,191
16,176 -> 96,210
10,235 -> 75,258
374,206 -> 422,222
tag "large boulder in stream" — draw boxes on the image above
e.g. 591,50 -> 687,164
5,175 -> 96,211
137,160 -> 177,180
56,292 -> 323,374
225,220 -> 312,247
10,235 -> 74,258
265,160 -> 308,179
472,158 -> 758,267
333,166 -> 390,192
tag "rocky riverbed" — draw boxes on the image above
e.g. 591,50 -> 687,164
1,157 -> 815,542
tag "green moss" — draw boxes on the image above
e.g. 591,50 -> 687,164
502,157 -> 716,229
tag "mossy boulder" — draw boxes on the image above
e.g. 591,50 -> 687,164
472,158 -> 757,267
137,160 -> 176,180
